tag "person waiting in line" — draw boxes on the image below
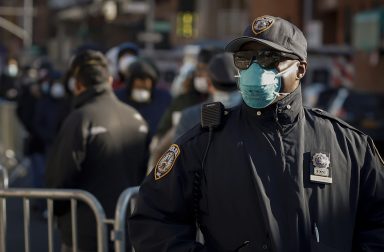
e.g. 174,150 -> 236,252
155,47 -> 223,138
115,58 -> 172,140
174,52 -> 241,140
16,60 -> 54,213
46,50 -> 149,252
129,15 -> 384,251
16,70 -> 45,183
147,47 -> 222,171
147,52 -> 241,175
34,70 -> 69,151
112,42 -> 140,90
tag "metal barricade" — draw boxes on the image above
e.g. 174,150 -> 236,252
112,186 -> 140,252
0,165 -> 8,189
0,184 -> 140,252
0,189 -> 108,252
0,165 -> 8,252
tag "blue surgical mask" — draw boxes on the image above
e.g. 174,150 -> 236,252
238,62 -> 297,109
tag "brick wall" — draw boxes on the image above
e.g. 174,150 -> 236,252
248,0 -> 303,28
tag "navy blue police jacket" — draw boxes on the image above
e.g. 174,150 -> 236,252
129,87 -> 384,252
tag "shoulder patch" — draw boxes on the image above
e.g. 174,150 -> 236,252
154,144 -> 180,180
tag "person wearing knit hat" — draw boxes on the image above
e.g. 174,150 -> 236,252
129,15 -> 384,252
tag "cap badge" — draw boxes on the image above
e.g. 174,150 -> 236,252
310,152 -> 332,184
154,144 -> 180,180
252,16 -> 275,35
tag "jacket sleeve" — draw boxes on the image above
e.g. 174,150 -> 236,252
128,143 -> 208,252
353,138 -> 384,251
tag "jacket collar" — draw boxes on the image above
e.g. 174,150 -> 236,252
242,86 -> 304,126
73,83 -> 112,108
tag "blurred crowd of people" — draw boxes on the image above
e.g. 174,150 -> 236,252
0,41 -> 239,229
0,41 -> 242,250
0,42 -> 382,194
0,41 -> 383,176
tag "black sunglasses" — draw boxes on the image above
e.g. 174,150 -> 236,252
233,50 -> 300,70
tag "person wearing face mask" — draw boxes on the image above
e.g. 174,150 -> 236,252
34,71 -> 69,150
154,47 -> 221,143
146,47 -> 221,174
129,15 -> 384,252
46,50 -> 149,252
115,58 -> 171,140
174,52 -> 241,140
112,42 -> 139,90
27,69 -> 70,214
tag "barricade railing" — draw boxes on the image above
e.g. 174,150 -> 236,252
0,189 -> 108,252
0,185 -> 140,252
0,165 -> 8,252
113,186 -> 139,252
0,165 -> 8,189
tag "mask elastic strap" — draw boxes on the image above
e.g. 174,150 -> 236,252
275,62 -> 299,78
274,91 -> 290,96
275,62 -> 300,97
234,69 -> 241,79
235,69 -> 241,89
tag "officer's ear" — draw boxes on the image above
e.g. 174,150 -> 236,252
296,61 -> 307,80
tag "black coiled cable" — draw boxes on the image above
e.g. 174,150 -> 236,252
193,127 -> 214,228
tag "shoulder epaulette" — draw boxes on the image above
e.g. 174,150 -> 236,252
306,107 -> 367,136
175,107 -> 234,145
175,123 -> 205,145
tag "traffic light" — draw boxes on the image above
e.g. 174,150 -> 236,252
176,12 -> 196,38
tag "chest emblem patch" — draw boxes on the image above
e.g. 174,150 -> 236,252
310,152 -> 332,184
154,144 -> 180,180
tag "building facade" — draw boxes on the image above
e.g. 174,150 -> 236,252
0,0 -> 383,91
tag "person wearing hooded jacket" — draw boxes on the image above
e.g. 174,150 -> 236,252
46,50 -> 149,252
111,42 -> 140,90
128,15 -> 384,252
115,58 -> 171,139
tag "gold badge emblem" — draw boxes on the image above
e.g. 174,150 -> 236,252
154,144 -> 180,180
252,15 -> 275,35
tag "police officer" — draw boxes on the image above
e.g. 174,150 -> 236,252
129,15 -> 384,252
